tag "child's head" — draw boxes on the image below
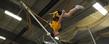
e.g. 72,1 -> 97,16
50,10 -> 62,18
57,10 -> 62,15
50,10 -> 62,21
53,16 -> 59,21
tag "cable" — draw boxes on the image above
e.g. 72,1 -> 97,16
25,10 -> 33,35
17,8 -> 23,15
23,0 -> 49,24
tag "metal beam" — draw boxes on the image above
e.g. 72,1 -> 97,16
38,0 -> 59,16
0,0 -> 21,14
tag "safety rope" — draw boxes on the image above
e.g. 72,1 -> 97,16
23,0 -> 49,24
25,10 -> 33,35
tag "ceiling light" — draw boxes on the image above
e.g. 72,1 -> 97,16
4,10 -> 22,21
93,2 -> 108,15
0,36 -> 6,40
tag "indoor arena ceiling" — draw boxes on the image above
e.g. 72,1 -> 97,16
0,0 -> 109,44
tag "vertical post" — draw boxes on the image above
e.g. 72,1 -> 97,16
88,27 -> 96,44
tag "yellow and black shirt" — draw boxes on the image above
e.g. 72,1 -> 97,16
49,11 -> 62,32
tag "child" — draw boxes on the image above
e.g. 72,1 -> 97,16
49,5 -> 84,37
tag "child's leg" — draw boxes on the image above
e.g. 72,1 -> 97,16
53,31 -> 60,36
63,5 -> 84,17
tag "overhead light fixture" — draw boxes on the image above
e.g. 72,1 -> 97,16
4,10 -> 22,21
0,36 -> 6,40
93,2 -> 108,15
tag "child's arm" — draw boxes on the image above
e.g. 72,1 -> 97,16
58,10 -> 65,22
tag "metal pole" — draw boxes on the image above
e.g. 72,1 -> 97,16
20,1 -> 58,44
88,28 -> 96,44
